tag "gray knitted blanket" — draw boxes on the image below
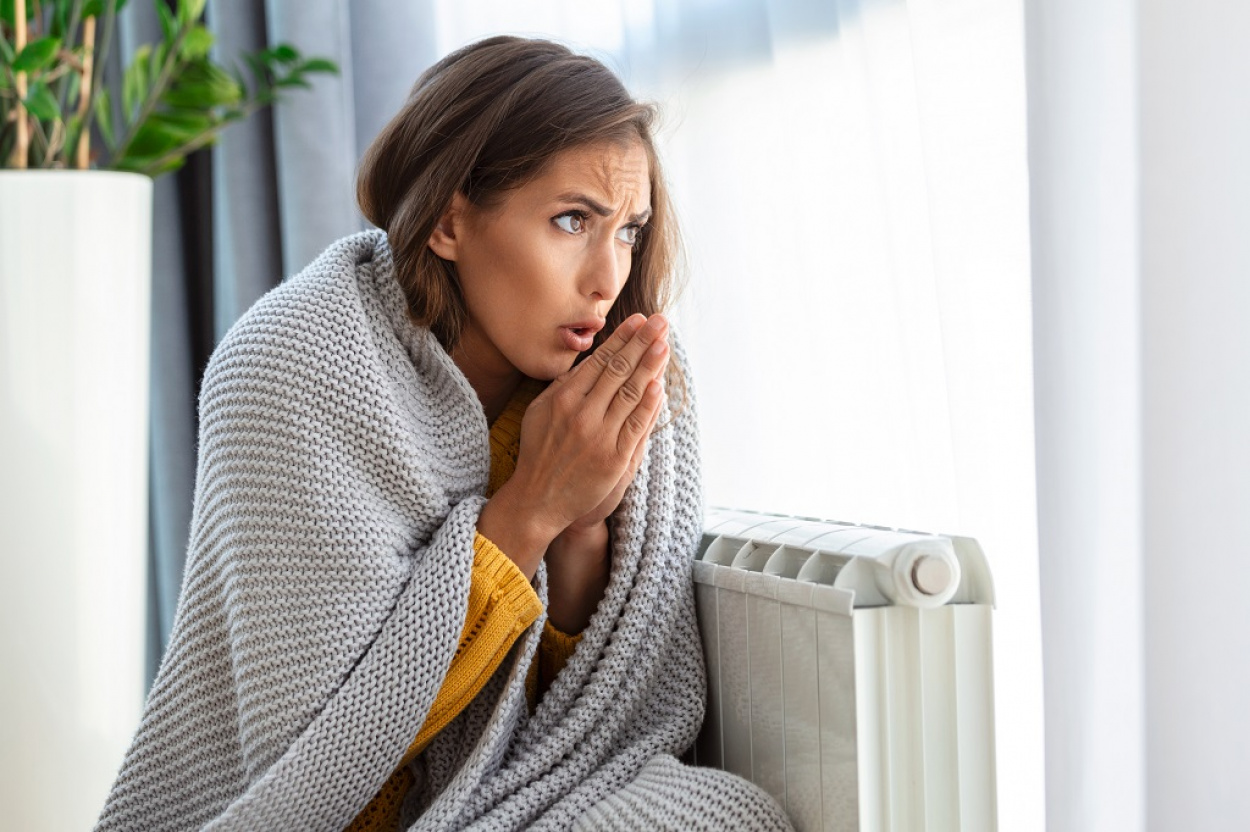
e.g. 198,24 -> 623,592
96,230 -> 791,831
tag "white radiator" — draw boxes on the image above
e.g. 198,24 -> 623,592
691,508 -> 997,832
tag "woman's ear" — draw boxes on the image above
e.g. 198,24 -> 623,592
427,193 -> 470,261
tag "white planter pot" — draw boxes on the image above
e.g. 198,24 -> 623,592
0,170 -> 152,831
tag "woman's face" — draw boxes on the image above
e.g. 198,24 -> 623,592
430,139 -> 652,386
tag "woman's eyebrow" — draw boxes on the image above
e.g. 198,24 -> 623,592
555,192 -> 652,224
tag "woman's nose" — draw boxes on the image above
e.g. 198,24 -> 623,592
584,238 -> 630,302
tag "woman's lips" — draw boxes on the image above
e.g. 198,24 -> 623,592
560,326 -> 595,352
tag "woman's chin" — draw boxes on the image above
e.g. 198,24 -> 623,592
516,352 -> 577,382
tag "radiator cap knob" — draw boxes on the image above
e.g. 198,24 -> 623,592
912,555 -> 954,596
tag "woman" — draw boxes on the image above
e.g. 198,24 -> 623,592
97,36 -> 792,831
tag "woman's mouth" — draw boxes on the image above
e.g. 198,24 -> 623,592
560,326 -> 595,352
559,318 -> 605,352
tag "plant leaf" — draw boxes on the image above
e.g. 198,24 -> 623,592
122,44 -> 151,121
182,25 -> 214,61
154,109 -> 216,143
157,1 -> 177,43
64,112 -> 83,159
271,44 -> 298,64
82,0 -> 132,20
13,36 -> 63,72
0,35 -> 15,65
144,155 -> 187,177
94,87 -> 115,148
274,76 -> 312,90
116,144 -> 193,177
50,0 -> 74,37
150,41 -> 166,86
297,58 -> 339,75
176,0 -> 207,26
241,51 -> 268,86
23,80 -> 62,120
163,60 -> 241,109
128,117 -> 185,159
144,154 -> 188,177
0,0 -> 18,29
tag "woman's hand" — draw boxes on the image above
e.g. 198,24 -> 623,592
562,352 -> 666,533
514,312 -> 670,530
531,317 -> 668,631
476,313 -> 670,578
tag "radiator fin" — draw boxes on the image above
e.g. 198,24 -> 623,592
693,509 -> 997,831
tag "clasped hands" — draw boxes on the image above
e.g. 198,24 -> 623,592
475,313 -> 670,631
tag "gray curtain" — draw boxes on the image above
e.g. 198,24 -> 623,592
124,0 -> 440,686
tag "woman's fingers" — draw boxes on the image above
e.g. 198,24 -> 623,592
558,313 -> 647,397
511,313 -> 670,532
603,336 -> 668,434
625,378 -> 664,473
616,373 -> 665,459
560,314 -> 666,405
584,314 -> 668,413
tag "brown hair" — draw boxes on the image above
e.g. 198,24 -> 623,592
356,36 -> 687,402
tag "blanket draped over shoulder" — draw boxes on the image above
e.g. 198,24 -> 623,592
95,230 -> 792,831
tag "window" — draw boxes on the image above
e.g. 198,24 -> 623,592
437,2 -> 1042,827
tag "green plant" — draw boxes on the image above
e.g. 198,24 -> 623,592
0,0 -> 337,176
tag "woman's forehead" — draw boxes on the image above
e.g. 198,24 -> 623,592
530,140 -> 652,212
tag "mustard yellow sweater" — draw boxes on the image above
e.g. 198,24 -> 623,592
346,378 -> 579,831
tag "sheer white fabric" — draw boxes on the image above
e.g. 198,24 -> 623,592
1029,1 -> 1250,830
435,2 -> 1041,830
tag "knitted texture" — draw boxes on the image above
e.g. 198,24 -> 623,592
348,532 -> 540,831
95,229 -> 792,831
350,394 -> 553,832
572,756 -> 794,832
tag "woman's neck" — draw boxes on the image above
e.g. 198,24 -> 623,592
450,333 -> 522,425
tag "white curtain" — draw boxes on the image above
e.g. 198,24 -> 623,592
1027,0 -> 1250,829
437,2 -> 1042,830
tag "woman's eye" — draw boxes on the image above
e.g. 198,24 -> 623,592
554,213 -> 585,234
616,225 -> 641,246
